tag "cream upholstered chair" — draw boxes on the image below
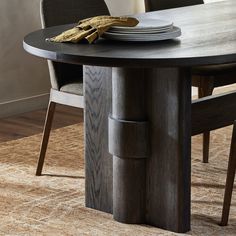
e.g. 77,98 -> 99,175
145,0 -> 236,163
220,121 -> 236,226
36,0 -> 110,176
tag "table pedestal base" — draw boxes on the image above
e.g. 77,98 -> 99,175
84,66 -> 191,233
110,68 -> 148,223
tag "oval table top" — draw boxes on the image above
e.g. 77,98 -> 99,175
23,0 -> 236,68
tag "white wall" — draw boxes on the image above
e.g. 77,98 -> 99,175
105,0 -> 144,15
0,0 -> 51,118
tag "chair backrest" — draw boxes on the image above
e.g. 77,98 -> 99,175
40,0 -> 110,90
145,0 -> 204,11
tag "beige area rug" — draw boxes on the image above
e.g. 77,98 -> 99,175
0,123 -> 236,236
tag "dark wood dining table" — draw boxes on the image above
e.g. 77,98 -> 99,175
23,0 -> 236,233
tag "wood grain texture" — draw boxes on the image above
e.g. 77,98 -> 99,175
84,66 -> 113,214
23,1 -> 236,67
111,68 -> 147,224
192,90 -> 236,135
108,117 -> 149,158
113,157 -> 146,223
144,0 -> 236,165
146,67 -> 192,233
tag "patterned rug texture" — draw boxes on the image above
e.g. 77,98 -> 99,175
0,123 -> 236,235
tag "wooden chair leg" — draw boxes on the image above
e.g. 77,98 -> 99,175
220,121 -> 236,226
203,132 -> 210,163
198,82 -> 214,163
36,101 -> 56,176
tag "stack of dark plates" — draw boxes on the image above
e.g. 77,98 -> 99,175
102,18 -> 181,42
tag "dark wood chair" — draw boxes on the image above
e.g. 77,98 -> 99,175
220,121 -> 236,226
36,0 -> 110,176
144,0 -> 236,163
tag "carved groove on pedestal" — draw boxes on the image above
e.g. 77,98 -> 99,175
108,116 -> 149,159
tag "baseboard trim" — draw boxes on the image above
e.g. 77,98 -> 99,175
0,93 -> 50,118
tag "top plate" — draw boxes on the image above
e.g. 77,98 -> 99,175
109,18 -> 173,33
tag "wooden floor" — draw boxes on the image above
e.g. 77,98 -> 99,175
0,105 -> 83,143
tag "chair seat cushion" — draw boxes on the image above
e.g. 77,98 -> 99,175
60,82 -> 83,95
192,63 -> 236,76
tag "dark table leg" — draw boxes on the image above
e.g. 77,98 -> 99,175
84,66 -> 113,214
84,66 -> 192,233
109,68 -> 148,223
146,67 -> 192,233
